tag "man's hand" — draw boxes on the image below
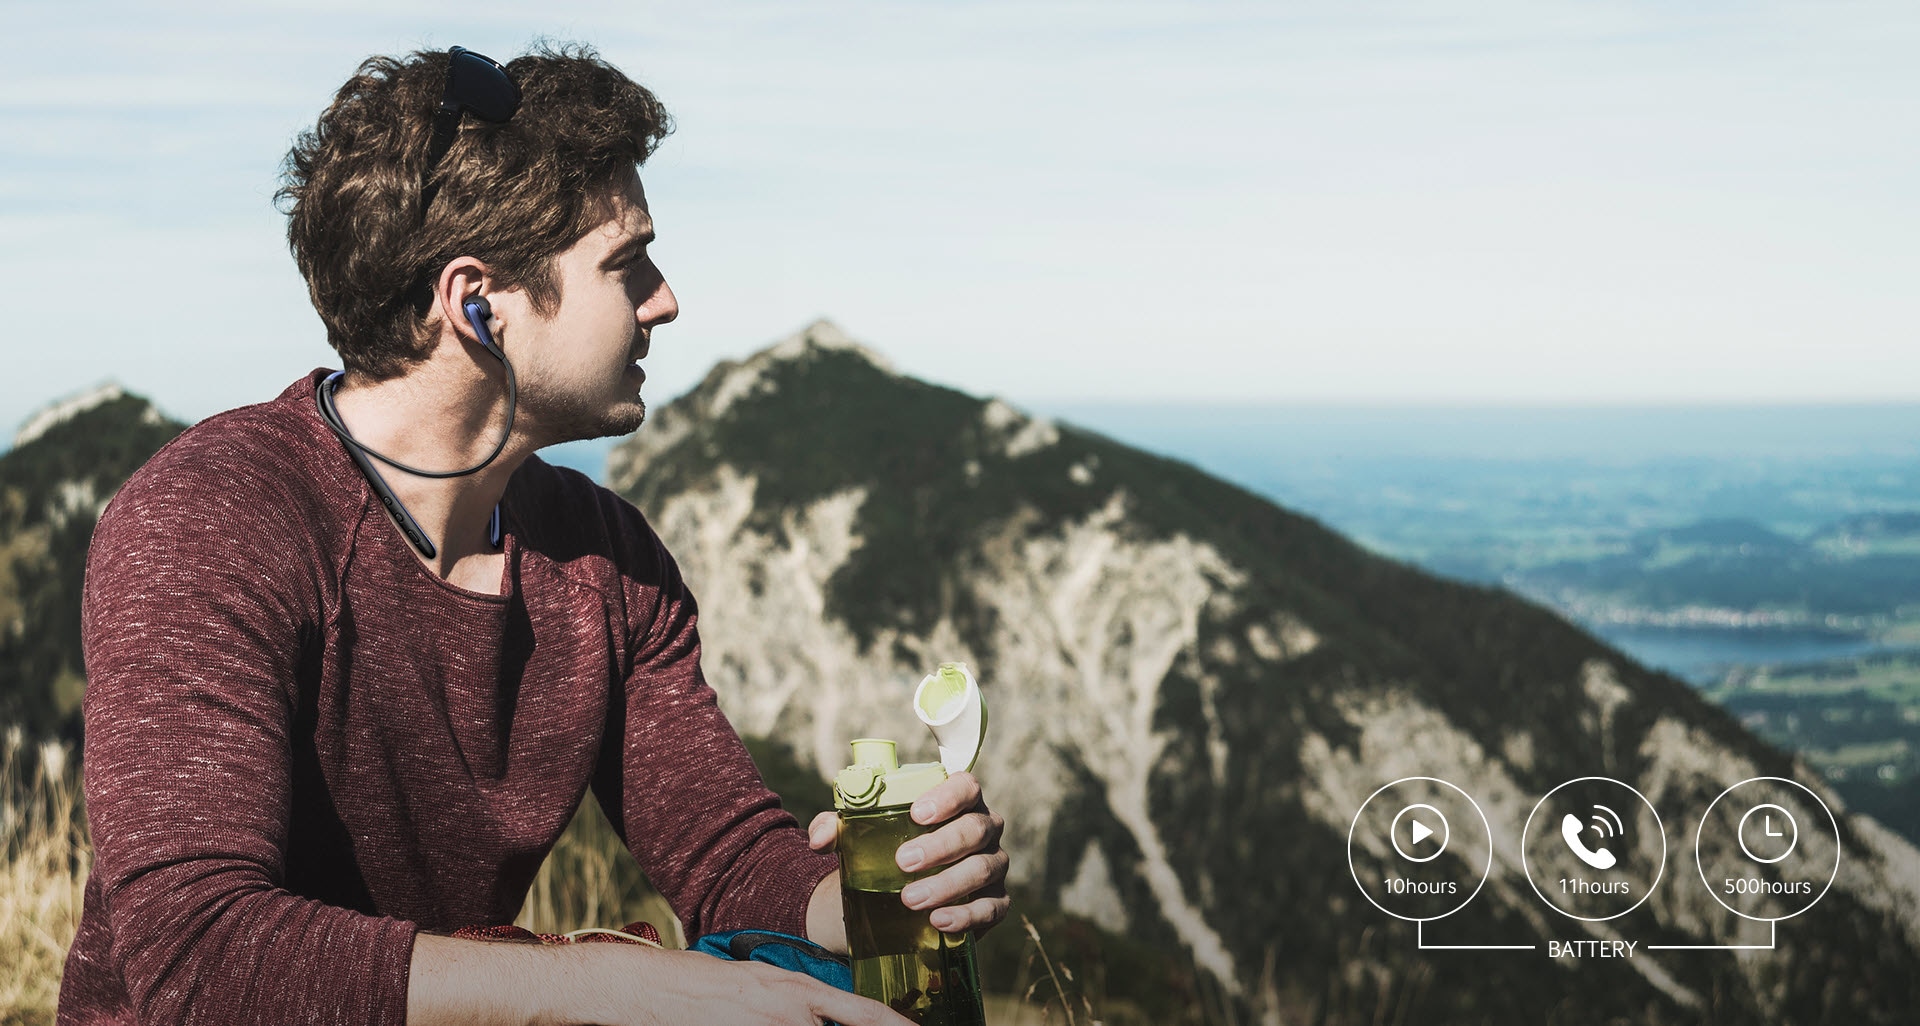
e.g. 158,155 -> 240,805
807,771 -> 1011,936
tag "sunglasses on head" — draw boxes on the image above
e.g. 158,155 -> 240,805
420,46 -> 521,210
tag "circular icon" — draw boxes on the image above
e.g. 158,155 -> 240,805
1391,804 -> 1450,863
1348,777 -> 1492,922
1697,777 -> 1838,921
1521,776 -> 1665,921
1736,804 -> 1798,865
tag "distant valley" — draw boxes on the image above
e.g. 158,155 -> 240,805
1030,401 -> 1920,845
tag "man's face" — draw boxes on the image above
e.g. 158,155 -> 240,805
506,168 -> 676,445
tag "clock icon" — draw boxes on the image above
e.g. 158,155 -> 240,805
1737,803 -> 1798,864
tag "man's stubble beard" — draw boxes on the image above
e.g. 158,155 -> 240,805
526,378 -> 648,446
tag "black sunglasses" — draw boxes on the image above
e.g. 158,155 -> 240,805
420,46 -> 521,210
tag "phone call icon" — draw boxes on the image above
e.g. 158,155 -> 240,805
1523,778 -> 1664,921
1561,804 -> 1624,870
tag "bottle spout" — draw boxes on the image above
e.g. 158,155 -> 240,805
914,662 -> 987,776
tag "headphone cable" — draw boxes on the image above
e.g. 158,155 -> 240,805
317,356 -> 516,478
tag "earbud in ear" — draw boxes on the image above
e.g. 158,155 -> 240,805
462,295 -> 504,361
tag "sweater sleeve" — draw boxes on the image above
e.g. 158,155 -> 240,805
78,449 -> 418,1025
592,529 -> 838,942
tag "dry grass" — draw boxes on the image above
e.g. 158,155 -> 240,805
987,911 -> 1235,1026
1010,913 -> 1104,1025
512,796 -> 685,948
1,727 -> 87,1026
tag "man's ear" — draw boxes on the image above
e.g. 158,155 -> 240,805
462,295 -> 506,361
431,257 -> 495,354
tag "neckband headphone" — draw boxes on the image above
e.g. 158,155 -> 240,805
314,295 -> 515,560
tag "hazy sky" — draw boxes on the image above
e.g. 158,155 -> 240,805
3,1 -> 1916,435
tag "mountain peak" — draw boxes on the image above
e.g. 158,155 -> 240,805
760,318 -> 894,372
13,382 -> 131,448
692,319 -> 895,422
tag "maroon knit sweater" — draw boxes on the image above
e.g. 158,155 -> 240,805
57,370 -> 838,1025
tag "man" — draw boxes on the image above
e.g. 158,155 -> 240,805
57,44 -> 1008,1025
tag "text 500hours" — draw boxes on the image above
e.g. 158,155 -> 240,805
1725,878 -> 1811,895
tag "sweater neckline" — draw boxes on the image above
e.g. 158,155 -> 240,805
367,501 -> 520,605
291,368 -> 522,605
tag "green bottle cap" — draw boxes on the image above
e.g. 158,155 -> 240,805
834,736 -> 949,810
833,661 -> 988,811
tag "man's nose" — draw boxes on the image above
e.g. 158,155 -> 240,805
640,274 -> 677,327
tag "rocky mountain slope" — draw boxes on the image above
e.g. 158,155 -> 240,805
610,321 -> 1920,1025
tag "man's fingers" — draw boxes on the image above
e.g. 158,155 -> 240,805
909,770 -> 983,826
758,965 -> 914,1026
897,808 -> 1003,872
811,983 -> 919,1026
807,811 -> 837,851
900,850 -> 1010,910
929,891 -> 1012,935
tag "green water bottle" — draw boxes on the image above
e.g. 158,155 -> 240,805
833,663 -> 989,1026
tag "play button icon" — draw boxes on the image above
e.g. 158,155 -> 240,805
1349,777 -> 1493,921
1391,803 -> 1450,863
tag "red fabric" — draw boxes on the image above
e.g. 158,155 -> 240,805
57,370 -> 838,1025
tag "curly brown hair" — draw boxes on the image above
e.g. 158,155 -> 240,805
277,43 -> 671,379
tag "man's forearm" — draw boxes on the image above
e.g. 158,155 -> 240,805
407,931 -> 653,1026
406,871 -> 848,1025
409,923 -> 913,1026
806,869 -> 848,955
